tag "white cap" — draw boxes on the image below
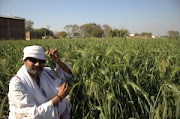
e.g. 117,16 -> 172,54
23,46 -> 46,60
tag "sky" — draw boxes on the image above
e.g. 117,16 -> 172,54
0,0 -> 180,36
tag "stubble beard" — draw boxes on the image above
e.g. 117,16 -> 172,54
26,66 -> 43,75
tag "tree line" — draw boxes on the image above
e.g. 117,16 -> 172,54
25,20 -> 179,39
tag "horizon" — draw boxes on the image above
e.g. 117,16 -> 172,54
0,0 -> 180,36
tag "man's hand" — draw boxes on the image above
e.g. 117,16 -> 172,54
52,82 -> 70,106
47,49 -> 72,75
57,82 -> 70,99
47,49 -> 61,63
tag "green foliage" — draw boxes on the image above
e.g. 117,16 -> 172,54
167,30 -> 179,40
91,29 -> 103,38
109,29 -> 129,38
61,31 -> 68,38
0,38 -> 179,119
25,19 -> 34,31
34,28 -> 54,36
80,23 -> 103,38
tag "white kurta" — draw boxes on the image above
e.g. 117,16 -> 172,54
8,64 -> 72,119
8,76 -> 55,119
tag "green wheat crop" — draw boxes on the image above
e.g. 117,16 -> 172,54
0,38 -> 179,119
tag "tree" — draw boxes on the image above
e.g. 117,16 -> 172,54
64,25 -> 72,36
55,31 -> 67,38
91,29 -> 103,38
73,32 -> 80,38
109,29 -> 120,38
134,33 -> 139,36
109,29 -> 117,38
168,30 -> 179,39
140,32 -> 152,38
71,24 -> 80,37
25,20 -> 34,31
102,24 -> 112,37
80,24 -> 93,38
109,29 -> 129,38
34,28 -> 54,37
119,29 -> 129,38
80,23 -> 104,38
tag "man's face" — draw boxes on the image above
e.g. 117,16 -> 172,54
24,57 -> 45,75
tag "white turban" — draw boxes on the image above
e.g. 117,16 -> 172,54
23,46 -> 46,60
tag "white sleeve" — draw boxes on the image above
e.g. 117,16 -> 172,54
55,62 -> 72,81
8,77 -> 55,119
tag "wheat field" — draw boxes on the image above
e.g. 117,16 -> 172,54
0,38 -> 179,119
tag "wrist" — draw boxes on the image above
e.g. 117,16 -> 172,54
57,60 -> 63,66
56,95 -> 62,102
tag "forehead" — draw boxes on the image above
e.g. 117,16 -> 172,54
24,57 -> 45,64
26,57 -> 45,61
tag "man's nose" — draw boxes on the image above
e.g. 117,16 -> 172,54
35,61 -> 41,66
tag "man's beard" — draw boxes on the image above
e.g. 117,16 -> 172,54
26,66 -> 43,75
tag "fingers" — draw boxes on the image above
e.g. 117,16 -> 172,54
47,49 -> 59,57
47,49 -> 57,54
57,82 -> 69,99
59,82 -> 69,92
62,82 -> 69,89
46,49 -> 61,61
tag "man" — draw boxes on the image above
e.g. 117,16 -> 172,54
8,45 -> 72,119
